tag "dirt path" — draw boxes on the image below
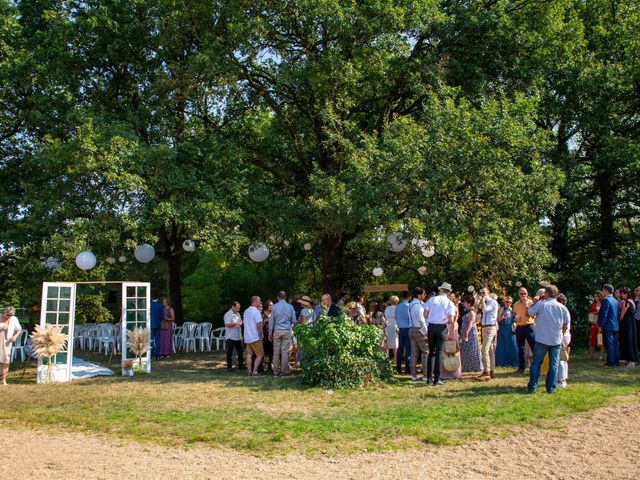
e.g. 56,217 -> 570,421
3,397 -> 639,480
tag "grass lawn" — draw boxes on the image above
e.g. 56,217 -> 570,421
1,350 -> 638,456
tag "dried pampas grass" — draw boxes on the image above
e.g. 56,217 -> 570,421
30,324 -> 69,383
31,325 -> 68,359
127,327 -> 149,371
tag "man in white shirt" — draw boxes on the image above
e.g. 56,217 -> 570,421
243,296 -> 264,376
527,285 -> 570,393
408,287 -> 429,381
478,286 -> 499,381
424,282 -> 457,386
224,301 -> 244,371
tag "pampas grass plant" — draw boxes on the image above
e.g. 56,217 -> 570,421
30,324 -> 69,382
127,327 -> 149,372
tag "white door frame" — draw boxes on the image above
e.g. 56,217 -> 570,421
121,282 -> 152,375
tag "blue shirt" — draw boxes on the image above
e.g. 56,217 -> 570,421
396,300 -> 410,328
598,294 -> 619,332
269,300 -> 297,336
528,298 -> 570,346
150,300 -> 164,329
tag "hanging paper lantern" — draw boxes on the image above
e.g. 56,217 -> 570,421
118,256 -> 127,263
412,238 -> 428,248
248,243 -> 269,262
106,257 -> 116,265
467,285 -> 475,292
134,244 -> 155,264
43,256 -> 62,271
421,244 -> 435,258
182,240 -> 196,252
75,251 -> 97,271
417,266 -> 427,276
372,267 -> 384,277
515,281 -> 523,287
283,240 -> 290,247
386,232 -> 407,252
303,243 -> 312,251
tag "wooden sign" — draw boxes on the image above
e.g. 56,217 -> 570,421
364,284 -> 408,293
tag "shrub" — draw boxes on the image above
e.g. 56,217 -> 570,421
295,313 -> 393,389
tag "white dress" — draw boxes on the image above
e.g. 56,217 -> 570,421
384,306 -> 398,349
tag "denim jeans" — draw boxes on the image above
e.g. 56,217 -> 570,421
426,324 -> 448,382
603,329 -> 620,367
397,328 -> 411,373
515,324 -> 535,371
528,342 -> 561,393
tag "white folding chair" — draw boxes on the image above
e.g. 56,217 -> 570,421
195,322 -> 213,351
211,327 -> 226,351
98,324 -> 117,355
181,322 -> 197,352
171,322 -> 179,353
11,329 -> 28,362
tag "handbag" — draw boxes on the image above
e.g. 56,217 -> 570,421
588,313 -> 598,325
161,319 -> 169,330
560,345 -> 570,362
443,355 -> 460,372
444,340 -> 459,354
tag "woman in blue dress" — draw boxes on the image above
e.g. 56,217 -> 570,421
495,297 -> 519,367
460,296 -> 483,373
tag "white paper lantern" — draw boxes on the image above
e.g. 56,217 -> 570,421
515,281 -> 523,287
467,285 -> 475,292
118,256 -> 127,263
75,251 -> 97,271
372,267 -> 384,277
421,244 -> 435,258
248,243 -> 269,262
283,240 -> 290,247
417,266 -> 427,276
43,256 -> 62,271
412,238 -> 428,248
387,232 -> 407,252
303,243 -> 312,251
182,239 -> 196,252
106,257 -> 116,265
134,244 -> 155,264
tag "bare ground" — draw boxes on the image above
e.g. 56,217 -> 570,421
3,397 -> 639,480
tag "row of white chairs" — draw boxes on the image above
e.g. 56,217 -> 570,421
74,323 -> 120,355
173,322 -> 226,352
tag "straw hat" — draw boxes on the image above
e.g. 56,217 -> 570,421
443,355 -> 460,372
438,282 -> 453,292
299,295 -> 312,307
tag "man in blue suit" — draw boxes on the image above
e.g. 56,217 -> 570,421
598,284 -> 620,367
150,293 -> 164,360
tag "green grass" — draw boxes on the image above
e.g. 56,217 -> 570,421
1,351 -> 638,456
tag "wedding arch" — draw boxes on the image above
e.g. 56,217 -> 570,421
37,281 -> 151,383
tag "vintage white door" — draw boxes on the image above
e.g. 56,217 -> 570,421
121,282 -> 151,374
38,282 -> 76,383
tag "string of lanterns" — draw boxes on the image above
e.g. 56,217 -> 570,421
44,239 -> 197,271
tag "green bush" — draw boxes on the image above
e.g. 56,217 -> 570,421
75,294 -> 114,324
295,313 -> 393,389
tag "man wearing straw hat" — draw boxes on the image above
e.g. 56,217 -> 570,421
424,282 -> 457,386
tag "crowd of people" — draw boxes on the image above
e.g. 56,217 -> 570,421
217,281 -> 639,394
2,281 -> 638,390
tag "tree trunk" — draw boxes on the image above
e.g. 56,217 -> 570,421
319,234 -> 347,298
597,168 -> 616,262
166,254 -> 184,324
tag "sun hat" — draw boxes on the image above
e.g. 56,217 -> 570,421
299,295 -> 312,306
438,282 -> 453,292
443,355 -> 460,372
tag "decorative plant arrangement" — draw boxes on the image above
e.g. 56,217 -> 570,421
126,327 -> 149,373
121,359 -> 135,377
30,324 -> 69,383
